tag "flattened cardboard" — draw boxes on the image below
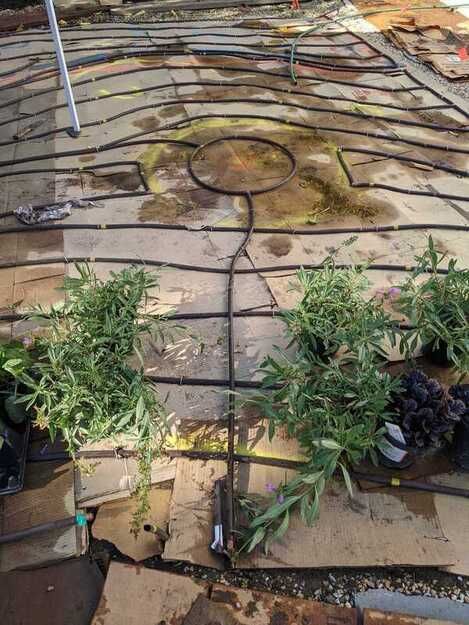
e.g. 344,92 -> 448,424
0,461 -> 78,572
162,458 -> 226,569
91,562 -> 208,625
92,487 -> 172,561
75,455 -> 176,506
0,557 -> 104,625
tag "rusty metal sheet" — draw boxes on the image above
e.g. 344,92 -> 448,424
205,583 -> 358,625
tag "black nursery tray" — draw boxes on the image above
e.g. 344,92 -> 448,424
0,417 -> 31,496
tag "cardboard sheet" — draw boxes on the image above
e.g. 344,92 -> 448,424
0,461 -> 78,572
0,557 -> 104,625
92,487 -> 172,561
162,458 -> 226,568
91,562 -> 208,625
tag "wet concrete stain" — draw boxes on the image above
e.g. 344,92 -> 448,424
79,154 -> 96,163
262,235 -> 293,257
86,170 -> 143,192
297,165 -> 378,220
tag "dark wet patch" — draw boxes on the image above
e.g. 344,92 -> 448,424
262,235 -> 293,257
297,165 -> 378,220
270,610 -> 289,625
138,195 -> 192,222
133,115 -> 160,132
86,170 -> 143,192
79,155 -> 96,163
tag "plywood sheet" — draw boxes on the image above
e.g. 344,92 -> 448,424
91,562 -> 208,625
0,461 -> 78,572
0,557 -> 104,625
162,458 -> 226,569
92,487 -> 172,561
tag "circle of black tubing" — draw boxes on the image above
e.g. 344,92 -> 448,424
187,134 -> 296,550
189,135 -> 297,196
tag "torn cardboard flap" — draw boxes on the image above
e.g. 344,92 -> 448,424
75,455 -> 176,507
92,487 -> 172,561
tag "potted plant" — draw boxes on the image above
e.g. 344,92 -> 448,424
283,256 -> 397,362
397,237 -> 468,373
239,347 -> 401,554
450,383 -> 469,470
21,264 -> 176,533
391,369 -> 464,451
0,339 -> 32,495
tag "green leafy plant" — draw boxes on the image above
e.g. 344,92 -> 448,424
238,351 -> 400,554
237,254 -> 401,554
21,264 -> 177,533
0,340 -> 32,385
397,237 -> 469,375
284,256 -> 397,360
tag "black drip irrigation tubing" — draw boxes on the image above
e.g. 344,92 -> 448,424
0,62 -> 426,115
100,114 -> 469,156
0,20 -> 468,555
0,42 -> 388,64
0,48 -> 398,94
0,256 -> 453,276
0,80 -> 451,134
2,96 -> 467,149
0,222 -> 468,238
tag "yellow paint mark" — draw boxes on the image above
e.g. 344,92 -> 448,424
351,103 -> 386,117
98,86 -> 144,100
139,117 -> 289,194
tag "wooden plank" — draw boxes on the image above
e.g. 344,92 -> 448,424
0,461 -> 78,571
162,458 -> 226,569
363,607 -> 459,625
0,557 -> 104,625
92,487 -> 172,561
91,562 -> 208,625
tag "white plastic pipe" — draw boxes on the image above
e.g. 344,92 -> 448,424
44,0 -> 81,136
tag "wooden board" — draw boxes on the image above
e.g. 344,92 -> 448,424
92,487 -> 172,561
91,562 -> 208,625
0,461 -> 78,572
363,607 -> 459,625
0,557 -> 104,625
162,458 -> 226,569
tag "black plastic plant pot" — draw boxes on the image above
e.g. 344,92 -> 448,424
452,384 -> 469,471
422,339 -> 453,368
0,411 -> 30,496
453,416 -> 469,471
299,333 -> 337,361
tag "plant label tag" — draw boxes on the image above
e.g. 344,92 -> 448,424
378,423 -> 407,463
385,422 -> 406,445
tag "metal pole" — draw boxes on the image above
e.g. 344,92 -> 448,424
44,0 -> 81,137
